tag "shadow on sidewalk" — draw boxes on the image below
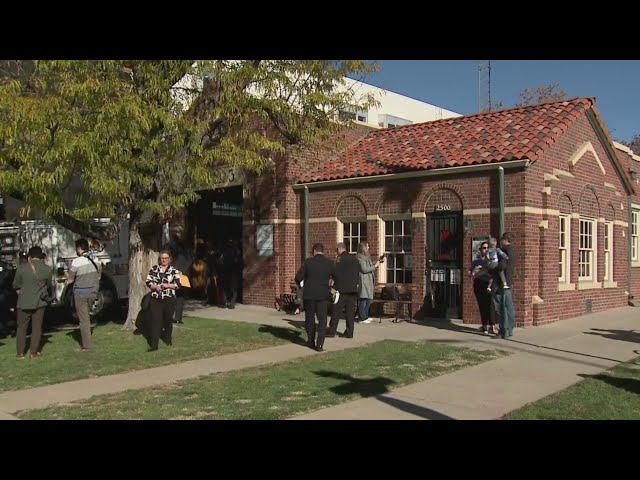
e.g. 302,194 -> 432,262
312,370 -> 454,419
415,318 -> 626,367
376,395 -> 454,420
584,328 -> 640,344
282,319 -> 306,330
313,370 -> 394,397
258,325 -> 306,345
577,372 -> 640,395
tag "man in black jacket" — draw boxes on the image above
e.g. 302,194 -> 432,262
295,243 -> 335,352
328,242 -> 360,339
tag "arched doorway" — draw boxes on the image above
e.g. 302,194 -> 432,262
424,189 -> 463,319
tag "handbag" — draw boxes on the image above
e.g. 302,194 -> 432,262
28,261 -> 54,305
179,273 -> 191,288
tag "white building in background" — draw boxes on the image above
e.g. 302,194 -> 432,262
339,77 -> 461,128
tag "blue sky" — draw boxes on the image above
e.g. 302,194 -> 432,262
359,60 -> 639,143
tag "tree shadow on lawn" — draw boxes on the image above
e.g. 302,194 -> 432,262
577,372 -> 640,395
312,370 -> 454,420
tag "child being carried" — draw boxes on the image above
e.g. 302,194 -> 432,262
485,236 -> 509,292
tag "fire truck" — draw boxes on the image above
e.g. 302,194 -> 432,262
0,218 -> 129,328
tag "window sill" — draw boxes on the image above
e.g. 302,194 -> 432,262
633,262 -> 640,268
558,282 -> 576,292
603,281 -> 618,289
577,281 -> 601,290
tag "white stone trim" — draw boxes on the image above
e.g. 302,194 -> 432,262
603,281 -> 618,289
577,281 -> 601,290
614,141 -> 640,162
568,141 -> 606,175
464,206 -> 561,216
558,283 -> 576,292
544,173 -> 560,182
310,217 -> 338,224
553,169 -> 575,178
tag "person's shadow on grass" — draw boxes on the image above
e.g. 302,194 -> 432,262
258,325 -> 306,346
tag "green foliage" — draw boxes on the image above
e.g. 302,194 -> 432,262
0,60 -> 377,234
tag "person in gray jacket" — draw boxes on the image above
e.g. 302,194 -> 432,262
13,246 -> 52,358
67,238 -> 102,352
356,241 -> 384,324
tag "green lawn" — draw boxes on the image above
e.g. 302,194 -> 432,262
19,340 -> 508,420
506,357 -> 640,420
0,317 -> 294,393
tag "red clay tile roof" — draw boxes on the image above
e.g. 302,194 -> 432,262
299,97 -> 595,183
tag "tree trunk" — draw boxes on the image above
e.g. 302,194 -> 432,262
123,218 -> 159,330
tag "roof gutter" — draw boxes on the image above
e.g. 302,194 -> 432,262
293,159 -> 530,190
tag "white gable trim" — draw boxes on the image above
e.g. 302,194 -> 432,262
568,141 -> 606,175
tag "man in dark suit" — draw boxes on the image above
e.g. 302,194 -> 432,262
295,243 -> 335,352
328,242 -> 360,339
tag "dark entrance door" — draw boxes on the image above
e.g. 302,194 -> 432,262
187,187 -> 244,303
424,212 -> 463,319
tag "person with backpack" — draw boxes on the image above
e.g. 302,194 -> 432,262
67,238 -> 102,352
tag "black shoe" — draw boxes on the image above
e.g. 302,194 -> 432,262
305,340 -> 316,350
343,332 -> 353,339
326,331 -> 336,338
147,347 -> 158,352
228,304 -> 236,309
316,345 -> 324,352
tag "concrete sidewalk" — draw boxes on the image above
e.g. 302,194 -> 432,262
1,302 -> 638,419
291,307 -> 640,420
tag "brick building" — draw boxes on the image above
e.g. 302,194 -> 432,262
240,97 -> 638,327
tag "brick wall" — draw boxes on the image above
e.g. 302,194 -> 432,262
243,111 -> 633,328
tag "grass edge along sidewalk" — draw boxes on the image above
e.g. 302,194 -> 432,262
505,356 -> 640,420
0,317 -> 294,393
19,339 -> 509,420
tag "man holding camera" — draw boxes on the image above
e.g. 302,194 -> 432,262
67,238 -> 102,352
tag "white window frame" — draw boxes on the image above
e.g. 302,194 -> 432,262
379,216 -> 413,284
603,221 -> 613,282
578,217 -> 597,282
632,210 -> 639,263
338,218 -> 367,254
558,214 -> 570,283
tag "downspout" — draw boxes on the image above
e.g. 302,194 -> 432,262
628,194 -> 634,305
303,186 -> 309,261
498,166 -> 505,236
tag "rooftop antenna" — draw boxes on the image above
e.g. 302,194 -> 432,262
478,60 -> 491,113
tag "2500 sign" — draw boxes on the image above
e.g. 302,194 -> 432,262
435,204 -> 451,211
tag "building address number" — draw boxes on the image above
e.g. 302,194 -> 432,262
435,204 -> 451,211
